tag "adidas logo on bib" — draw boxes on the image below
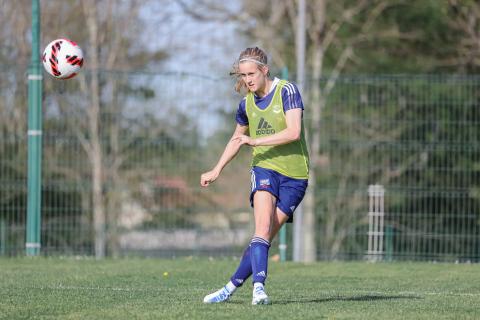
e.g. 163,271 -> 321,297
256,118 -> 275,135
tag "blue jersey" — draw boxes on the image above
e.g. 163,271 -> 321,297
235,78 -> 304,126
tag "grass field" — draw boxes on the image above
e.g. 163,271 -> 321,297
0,257 -> 479,319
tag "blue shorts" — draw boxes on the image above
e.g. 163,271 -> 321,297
250,166 -> 308,223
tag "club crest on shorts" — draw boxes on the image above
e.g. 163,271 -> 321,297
259,179 -> 270,188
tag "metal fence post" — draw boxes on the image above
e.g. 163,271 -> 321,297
0,219 -> 5,256
367,184 -> 385,261
385,224 -> 393,261
26,0 -> 43,256
279,66 -> 289,262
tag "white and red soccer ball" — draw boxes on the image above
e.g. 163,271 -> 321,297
42,38 -> 84,79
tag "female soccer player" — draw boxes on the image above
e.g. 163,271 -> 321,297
201,47 -> 309,305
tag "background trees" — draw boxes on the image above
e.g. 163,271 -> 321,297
178,0 -> 480,261
1,0 -> 479,259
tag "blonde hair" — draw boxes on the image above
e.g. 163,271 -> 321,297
230,47 -> 270,94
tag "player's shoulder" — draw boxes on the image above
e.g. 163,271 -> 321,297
280,80 -> 299,96
239,96 -> 247,105
237,96 -> 247,112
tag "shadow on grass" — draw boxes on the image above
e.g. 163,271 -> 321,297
275,294 -> 422,305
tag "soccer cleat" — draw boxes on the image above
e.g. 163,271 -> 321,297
203,286 -> 232,304
252,284 -> 271,305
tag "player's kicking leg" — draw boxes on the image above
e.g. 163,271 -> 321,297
203,243 -> 252,303
203,282 -> 237,303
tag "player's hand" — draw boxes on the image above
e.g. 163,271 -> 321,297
232,134 -> 255,146
200,169 -> 219,187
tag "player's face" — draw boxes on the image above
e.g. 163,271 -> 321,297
239,62 -> 268,94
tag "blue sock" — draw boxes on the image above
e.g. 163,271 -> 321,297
230,245 -> 252,287
250,237 -> 270,285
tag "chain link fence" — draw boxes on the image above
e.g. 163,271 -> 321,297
314,75 -> 480,261
1,70 -> 479,261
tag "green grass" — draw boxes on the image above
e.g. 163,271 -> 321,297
0,257 -> 479,319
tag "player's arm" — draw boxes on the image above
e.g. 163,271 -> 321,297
200,124 -> 249,187
234,108 -> 302,147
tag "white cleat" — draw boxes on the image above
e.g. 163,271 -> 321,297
252,285 -> 271,305
203,286 -> 232,304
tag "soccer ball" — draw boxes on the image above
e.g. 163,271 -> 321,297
42,38 -> 84,79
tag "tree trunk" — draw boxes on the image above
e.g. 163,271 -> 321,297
84,1 -> 106,259
301,0 -> 326,262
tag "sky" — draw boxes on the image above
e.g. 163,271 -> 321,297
141,1 -> 247,75
138,1 -> 248,139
